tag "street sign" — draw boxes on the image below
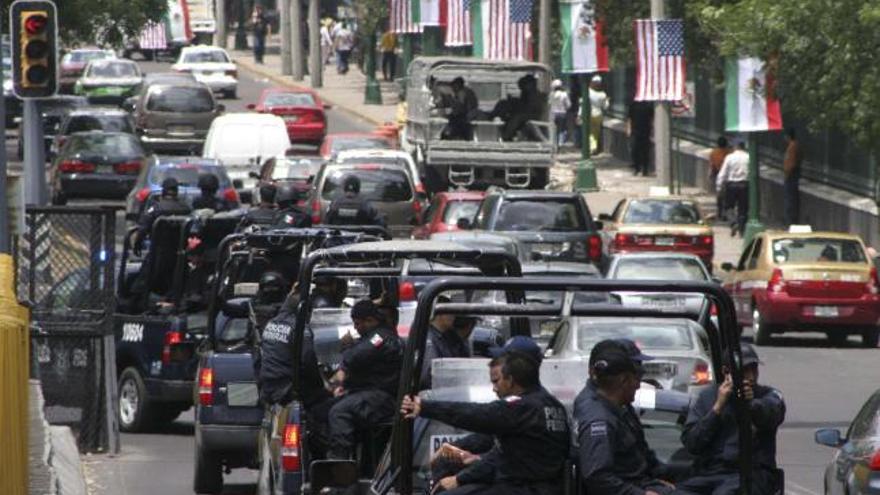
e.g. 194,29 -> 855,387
10,0 -> 58,98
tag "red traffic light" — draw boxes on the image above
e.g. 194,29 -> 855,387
24,13 -> 48,35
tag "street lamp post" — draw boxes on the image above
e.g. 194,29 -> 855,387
235,0 -> 249,50
364,32 -> 382,104
743,134 -> 765,244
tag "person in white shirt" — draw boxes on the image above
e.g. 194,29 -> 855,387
334,22 -> 355,74
716,141 -> 750,237
549,79 -> 571,146
588,75 -> 609,155
320,21 -> 334,66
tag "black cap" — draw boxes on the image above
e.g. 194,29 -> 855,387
197,173 -> 219,191
489,336 -> 543,365
350,299 -> 380,320
741,343 -> 762,367
590,338 -> 653,375
343,175 -> 361,194
161,177 -> 179,194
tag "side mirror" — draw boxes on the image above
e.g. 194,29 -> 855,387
456,218 -> 472,230
248,171 -> 261,180
122,96 -> 137,113
232,179 -> 244,189
215,103 -> 226,113
593,220 -> 604,231
711,276 -> 723,285
720,262 -> 734,272
597,213 -> 613,222
246,103 -> 256,110
323,103 -> 333,110
309,460 -> 358,491
814,428 -> 845,448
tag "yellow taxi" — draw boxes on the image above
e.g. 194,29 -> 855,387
720,227 -> 880,347
600,196 -> 714,269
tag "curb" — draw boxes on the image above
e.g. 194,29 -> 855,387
233,56 -> 388,127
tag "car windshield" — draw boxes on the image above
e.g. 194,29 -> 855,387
87,62 -> 138,78
150,164 -> 229,188
575,320 -> 694,351
66,115 -> 132,134
146,86 -> 214,113
264,92 -> 316,107
771,237 -> 867,264
272,158 -> 322,180
331,137 -> 389,153
623,200 -> 702,224
338,156 -> 408,168
443,200 -> 480,224
613,257 -> 707,280
183,50 -> 229,63
494,199 -> 585,231
321,168 -> 412,202
65,51 -> 110,63
66,134 -> 143,156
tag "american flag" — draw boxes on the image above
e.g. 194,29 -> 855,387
390,0 -> 421,33
139,21 -> 167,50
634,19 -> 686,101
445,0 -> 472,46
485,0 -> 533,60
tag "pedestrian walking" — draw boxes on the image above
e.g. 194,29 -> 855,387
716,141 -> 750,237
251,4 -> 270,64
708,136 -> 733,221
588,75 -> 609,155
568,76 -> 582,149
380,27 -> 397,81
334,21 -> 355,75
320,19 -> 334,66
627,100 -> 654,176
783,127 -> 803,227
550,79 -> 571,146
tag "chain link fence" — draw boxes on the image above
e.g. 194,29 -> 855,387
19,206 -> 119,453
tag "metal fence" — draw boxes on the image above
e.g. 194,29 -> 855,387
603,65 -> 878,200
18,206 -> 119,453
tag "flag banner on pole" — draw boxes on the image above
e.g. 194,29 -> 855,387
413,0 -> 442,26
472,0 -> 533,60
139,21 -> 168,50
725,57 -> 783,132
634,19 -> 686,101
559,0 -> 608,73
390,0 -> 422,33
445,0 -> 473,46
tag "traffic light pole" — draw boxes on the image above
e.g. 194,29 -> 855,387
23,99 -> 47,206
0,61 -> 8,254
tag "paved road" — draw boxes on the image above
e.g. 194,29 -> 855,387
80,58 -> 374,495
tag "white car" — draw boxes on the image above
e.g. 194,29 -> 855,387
172,45 -> 237,99
333,148 -> 424,193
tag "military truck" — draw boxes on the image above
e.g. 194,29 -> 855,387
403,57 -> 556,191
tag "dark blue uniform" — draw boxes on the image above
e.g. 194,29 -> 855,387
419,386 -> 570,494
324,196 -> 384,226
274,206 -> 312,228
574,380 -> 673,495
677,384 -> 785,495
327,324 -> 402,458
419,324 -> 471,390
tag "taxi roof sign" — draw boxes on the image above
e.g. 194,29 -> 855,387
788,225 -> 813,233
648,186 -> 671,197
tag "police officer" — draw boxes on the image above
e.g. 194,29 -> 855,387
192,173 -> 233,212
251,271 -> 288,329
326,299 -> 402,459
239,184 -> 279,229
420,295 -> 471,390
324,175 -> 385,227
575,338 -> 675,495
134,177 -> 191,255
273,182 -> 312,228
402,337 -> 570,494
678,344 -> 785,495
311,276 -> 346,309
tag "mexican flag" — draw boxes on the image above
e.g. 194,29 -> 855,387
725,57 -> 783,132
412,0 -> 441,26
559,0 -> 608,74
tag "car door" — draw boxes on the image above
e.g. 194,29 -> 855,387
833,393 -> 880,495
726,238 -> 756,324
412,198 -> 440,239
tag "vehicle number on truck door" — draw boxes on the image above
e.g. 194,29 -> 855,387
122,322 -> 144,342
430,434 -> 469,456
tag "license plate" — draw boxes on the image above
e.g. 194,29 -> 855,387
814,306 -> 839,318
642,296 -> 686,308
201,71 -> 215,76
644,361 -> 677,377
227,382 -> 258,407
167,125 -> 193,135
283,116 -> 299,123
655,237 -> 675,246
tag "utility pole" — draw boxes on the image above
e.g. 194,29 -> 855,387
215,0 -> 227,48
234,0 -> 248,50
538,0 -> 550,66
743,135 -> 765,243
0,52 -> 8,253
651,0 -> 671,192
280,0 -> 292,74
308,0 -> 321,87
291,0 -> 304,80
23,100 -> 46,206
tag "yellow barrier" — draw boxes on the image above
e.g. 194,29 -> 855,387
0,253 -> 30,495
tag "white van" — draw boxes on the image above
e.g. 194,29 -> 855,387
202,113 -> 290,201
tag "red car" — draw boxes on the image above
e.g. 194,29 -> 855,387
319,132 -> 397,160
247,88 -> 328,146
412,191 -> 486,239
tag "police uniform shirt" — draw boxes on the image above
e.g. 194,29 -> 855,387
274,206 -> 312,228
192,195 -> 233,212
325,196 -> 384,226
240,205 -> 278,228
681,383 -> 786,474
419,386 -> 570,485
259,310 -> 329,407
574,380 -> 665,495
420,325 -> 471,389
138,196 -> 192,233
340,325 -> 402,396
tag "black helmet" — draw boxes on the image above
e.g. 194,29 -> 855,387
275,183 -> 300,208
257,271 -> 288,304
260,183 -> 278,204
161,177 -> 179,196
197,173 -> 220,192
343,175 -> 360,194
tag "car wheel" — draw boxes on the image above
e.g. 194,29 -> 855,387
51,190 -> 67,206
752,306 -> 773,346
193,443 -> 224,494
861,327 -> 879,348
118,367 -> 152,432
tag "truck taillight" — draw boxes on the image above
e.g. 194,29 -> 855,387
587,234 -> 602,262
867,267 -> 879,295
398,281 -> 416,302
412,198 -> 422,221
161,331 -> 182,364
223,187 -> 239,204
135,187 -> 151,203
281,424 -> 301,472
311,199 -> 321,224
870,450 -> 880,471
768,268 -> 785,293
198,368 -> 213,406
690,359 -> 712,385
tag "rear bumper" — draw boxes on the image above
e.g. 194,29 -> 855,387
140,135 -> 205,153
59,175 -> 137,199
610,246 -> 714,269
197,77 -> 237,93
287,123 -> 325,143
198,424 -> 260,453
144,378 -> 194,403
759,293 -> 880,328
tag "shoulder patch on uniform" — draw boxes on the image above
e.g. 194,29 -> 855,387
370,333 -> 384,348
504,395 -> 522,403
589,421 -> 607,437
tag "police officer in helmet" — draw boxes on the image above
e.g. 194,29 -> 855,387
575,338 -> 677,495
192,173 -> 233,212
135,177 -> 191,255
239,183 -> 279,229
324,174 -> 385,227
274,182 -> 312,228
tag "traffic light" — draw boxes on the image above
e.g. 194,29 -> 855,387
10,0 -> 58,98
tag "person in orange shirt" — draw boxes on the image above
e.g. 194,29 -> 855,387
708,136 -> 732,221
783,127 -> 803,226
380,27 -> 397,81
